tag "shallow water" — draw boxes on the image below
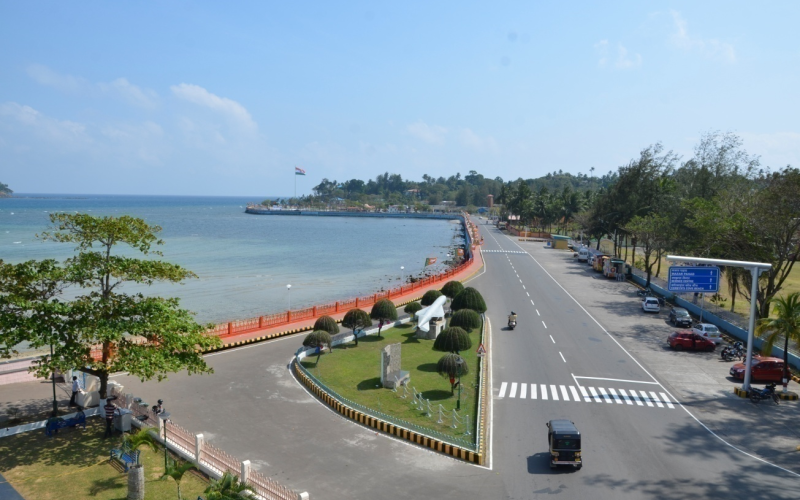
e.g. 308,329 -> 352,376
0,194 -> 463,325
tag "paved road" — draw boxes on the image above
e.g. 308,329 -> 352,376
479,225 -> 799,499
112,220 -> 800,499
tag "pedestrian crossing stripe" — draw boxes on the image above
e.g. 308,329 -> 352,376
497,382 -> 675,409
482,250 -> 527,254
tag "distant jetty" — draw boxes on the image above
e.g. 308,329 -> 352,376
245,205 -> 461,221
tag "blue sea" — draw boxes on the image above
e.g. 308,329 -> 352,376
0,194 -> 463,327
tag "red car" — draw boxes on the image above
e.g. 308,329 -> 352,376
730,357 -> 786,382
668,331 -> 716,351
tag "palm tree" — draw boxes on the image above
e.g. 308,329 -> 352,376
370,299 -> 397,338
341,308 -> 372,346
163,459 -> 197,500
204,472 -> 254,500
123,428 -> 159,465
755,292 -> 800,392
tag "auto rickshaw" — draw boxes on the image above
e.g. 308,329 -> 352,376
547,419 -> 582,470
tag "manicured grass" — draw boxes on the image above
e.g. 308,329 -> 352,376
300,322 -> 481,444
0,419 -> 209,500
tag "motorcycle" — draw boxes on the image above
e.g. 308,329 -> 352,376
749,383 -> 779,405
508,313 -> 517,330
720,342 -> 745,362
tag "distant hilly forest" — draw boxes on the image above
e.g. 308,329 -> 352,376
0,182 -> 11,197
268,131 -> 799,318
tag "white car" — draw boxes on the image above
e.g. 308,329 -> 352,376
692,323 -> 722,344
642,297 -> 660,313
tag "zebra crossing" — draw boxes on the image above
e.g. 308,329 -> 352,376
497,382 -> 675,410
482,250 -> 528,254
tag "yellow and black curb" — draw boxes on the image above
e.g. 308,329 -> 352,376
733,386 -> 798,400
293,360 -> 484,465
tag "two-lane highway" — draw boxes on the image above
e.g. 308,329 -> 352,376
473,222 -> 799,499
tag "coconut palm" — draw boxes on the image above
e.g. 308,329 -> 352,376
755,292 -> 800,392
370,299 -> 397,338
163,458 -> 197,500
123,427 -> 159,465
450,287 -> 487,313
204,472 -> 254,500
420,289 -> 443,306
436,353 -> 469,395
313,315 -> 339,335
449,309 -> 481,332
341,308 -> 371,346
433,327 -> 471,353
303,330 -> 333,361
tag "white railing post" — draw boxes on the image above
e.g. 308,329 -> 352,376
297,492 -> 310,500
241,459 -> 250,484
195,433 -> 204,462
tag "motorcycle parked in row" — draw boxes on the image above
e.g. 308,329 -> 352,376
636,288 -> 665,306
720,342 -> 745,362
749,383 -> 779,405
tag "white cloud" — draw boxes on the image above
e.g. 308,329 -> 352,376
25,64 -> 86,92
460,128 -> 498,153
99,78 -> 158,109
670,11 -> 736,63
171,83 -> 256,130
406,121 -> 447,144
595,40 -> 641,69
0,101 -> 91,146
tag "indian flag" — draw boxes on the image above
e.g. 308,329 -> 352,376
295,166 -> 306,176
424,257 -> 437,266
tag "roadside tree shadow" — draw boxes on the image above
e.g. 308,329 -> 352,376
89,476 -> 125,496
420,389 -> 453,401
417,363 -> 439,373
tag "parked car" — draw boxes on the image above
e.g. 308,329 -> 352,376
692,323 -> 722,344
668,307 -> 692,327
642,297 -> 660,313
668,331 -> 716,351
730,357 -> 786,382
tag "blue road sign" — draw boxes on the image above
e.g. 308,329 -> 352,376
668,266 -> 720,293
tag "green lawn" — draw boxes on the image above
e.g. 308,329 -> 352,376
0,419 -> 209,500
300,322 -> 481,445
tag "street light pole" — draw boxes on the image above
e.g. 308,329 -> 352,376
286,284 -> 292,310
158,409 -> 171,472
50,342 -> 58,416
456,357 -> 463,410
400,266 -> 405,283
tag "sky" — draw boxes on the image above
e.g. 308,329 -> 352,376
1,1 -> 799,196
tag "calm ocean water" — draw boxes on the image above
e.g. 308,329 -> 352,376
0,194 -> 463,326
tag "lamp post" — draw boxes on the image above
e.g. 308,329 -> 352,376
286,284 -> 292,310
400,266 -> 405,283
158,409 -> 171,472
455,357 -> 463,410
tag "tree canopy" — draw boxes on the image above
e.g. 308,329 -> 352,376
341,308 -> 371,346
313,315 -> 339,335
370,299 -> 397,337
420,289 -> 443,306
448,309 -> 481,332
0,213 -> 221,399
450,287 -> 487,313
440,280 -> 464,299
433,327 -> 471,353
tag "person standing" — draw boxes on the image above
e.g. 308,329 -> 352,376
69,376 -> 82,407
103,399 -> 117,438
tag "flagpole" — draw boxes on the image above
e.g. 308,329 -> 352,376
294,165 -> 297,200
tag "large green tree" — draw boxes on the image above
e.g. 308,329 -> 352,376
341,308 -> 371,346
370,299 -> 397,338
19,213 -> 221,398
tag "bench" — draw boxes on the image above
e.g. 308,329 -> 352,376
110,442 -> 140,472
45,411 -> 86,437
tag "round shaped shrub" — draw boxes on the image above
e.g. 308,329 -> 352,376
449,309 -> 481,332
313,315 -> 339,335
440,280 -> 464,299
436,353 -> 469,378
404,301 -> 422,315
421,289 -> 444,306
450,287 -> 487,313
303,330 -> 332,351
433,327 -> 472,353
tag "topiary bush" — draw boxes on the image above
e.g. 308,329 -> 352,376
450,287 -> 487,313
341,308 -> 372,346
420,289 -> 444,306
433,327 -> 472,353
313,315 -> 339,335
303,330 -> 333,361
449,309 -> 481,332
370,299 -> 398,337
404,301 -> 422,315
440,280 -> 464,299
436,353 -> 469,394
